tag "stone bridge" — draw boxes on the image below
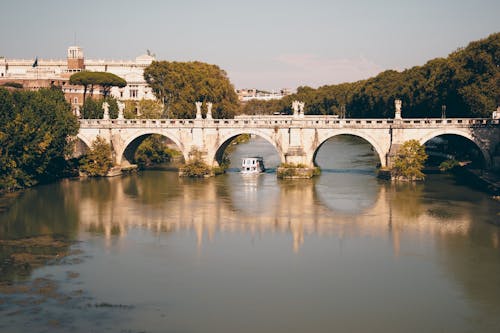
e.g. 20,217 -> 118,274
77,112 -> 500,171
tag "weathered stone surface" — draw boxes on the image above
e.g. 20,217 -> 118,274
77,116 -> 500,175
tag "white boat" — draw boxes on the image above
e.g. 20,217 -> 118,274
241,157 -> 265,174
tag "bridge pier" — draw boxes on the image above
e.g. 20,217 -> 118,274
77,110 -> 499,179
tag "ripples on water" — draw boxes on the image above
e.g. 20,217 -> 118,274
0,136 -> 500,333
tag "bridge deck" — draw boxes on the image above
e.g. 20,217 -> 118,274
80,117 -> 499,129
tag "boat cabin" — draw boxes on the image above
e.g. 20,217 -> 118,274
241,157 -> 265,174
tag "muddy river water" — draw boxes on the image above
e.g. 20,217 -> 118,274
1,136 -> 500,333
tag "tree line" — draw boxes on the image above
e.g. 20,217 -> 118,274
241,32 -> 499,118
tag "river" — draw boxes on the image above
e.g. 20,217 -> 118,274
1,136 -> 500,333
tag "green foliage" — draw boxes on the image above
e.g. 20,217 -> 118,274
123,99 -> 164,119
1,82 -> 23,88
276,163 -> 319,179
180,160 -> 212,177
134,135 -> 173,169
179,148 -> 212,177
247,33 -> 499,118
144,61 -> 239,118
0,88 -> 79,192
439,159 -> 460,172
79,136 -> 113,177
69,71 -> 126,99
81,97 -> 118,119
240,99 -> 286,115
392,140 -> 428,181
81,97 -> 101,119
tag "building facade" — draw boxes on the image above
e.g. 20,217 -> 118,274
236,88 -> 292,102
0,46 -> 156,110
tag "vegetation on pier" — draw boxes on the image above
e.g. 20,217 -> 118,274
177,148 -> 211,178
391,140 -> 428,181
277,163 -> 321,179
78,136 -> 113,177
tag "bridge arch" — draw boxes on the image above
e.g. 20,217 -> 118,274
76,134 -> 93,151
418,129 -> 491,168
312,130 -> 387,168
209,129 -> 286,167
119,130 -> 187,166
73,134 -> 93,158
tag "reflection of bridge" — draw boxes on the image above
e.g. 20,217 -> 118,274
74,173 -> 498,253
78,113 -> 500,169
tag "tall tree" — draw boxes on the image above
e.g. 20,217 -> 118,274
0,87 -> 79,192
253,32 -> 499,119
144,61 -> 239,118
69,71 -> 127,101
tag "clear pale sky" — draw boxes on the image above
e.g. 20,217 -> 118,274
1,0 -> 499,90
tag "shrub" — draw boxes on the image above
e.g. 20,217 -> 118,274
179,148 -> 212,177
79,136 -> 113,176
392,140 -> 428,181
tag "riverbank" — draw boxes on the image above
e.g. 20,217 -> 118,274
455,168 -> 500,196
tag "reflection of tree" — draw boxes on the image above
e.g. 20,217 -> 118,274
390,182 -> 425,219
0,181 -> 80,282
0,181 -> 79,239
437,223 -> 500,329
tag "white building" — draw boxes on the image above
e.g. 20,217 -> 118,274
236,88 -> 292,102
0,46 -> 156,107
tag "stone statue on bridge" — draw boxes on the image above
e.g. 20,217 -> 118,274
395,99 -> 402,119
298,102 -> 305,118
206,102 -> 213,120
102,102 -> 110,120
292,101 -> 305,118
117,101 -> 125,119
195,101 -> 203,119
74,105 -> 80,118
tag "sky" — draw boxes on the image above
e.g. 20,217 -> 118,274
1,0 -> 499,90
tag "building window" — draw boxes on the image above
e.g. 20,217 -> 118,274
74,97 -> 78,104
120,91 -> 123,98
130,89 -> 138,98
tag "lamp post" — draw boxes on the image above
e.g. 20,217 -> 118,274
441,104 -> 446,119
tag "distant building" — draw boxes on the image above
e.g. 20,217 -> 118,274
0,46 -> 156,111
236,88 -> 292,102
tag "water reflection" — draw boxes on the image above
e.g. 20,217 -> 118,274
1,145 -> 500,332
21,171 -> 492,257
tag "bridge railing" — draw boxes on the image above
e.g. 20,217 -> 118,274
79,117 -> 499,128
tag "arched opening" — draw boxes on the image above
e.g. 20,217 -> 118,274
313,134 -> 382,172
122,134 -> 185,168
423,134 -> 486,170
214,133 -> 282,172
73,137 -> 91,158
312,135 -> 381,213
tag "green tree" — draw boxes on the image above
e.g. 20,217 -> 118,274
81,97 -> 118,119
0,88 -> 79,192
137,99 -> 163,118
134,135 -> 172,169
392,140 -> 428,181
81,97 -> 101,119
179,148 -> 212,177
69,71 -> 127,101
79,136 -> 113,177
144,61 -> 239,118
255,32 -> 499,119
